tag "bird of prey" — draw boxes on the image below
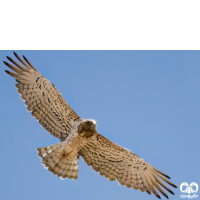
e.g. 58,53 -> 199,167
4,52 -> 177,199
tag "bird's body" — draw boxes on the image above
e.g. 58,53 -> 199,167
4,52 -> 177,199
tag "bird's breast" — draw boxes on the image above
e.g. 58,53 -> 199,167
65,134 -> 90,153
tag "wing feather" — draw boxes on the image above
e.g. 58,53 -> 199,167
4,52 -> 82,141
79,133 -> 177,199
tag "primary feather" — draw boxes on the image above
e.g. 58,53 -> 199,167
5,52 -> 82,141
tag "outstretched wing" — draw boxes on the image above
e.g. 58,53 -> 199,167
4,52 -> 82,141
79,133 -> 177,199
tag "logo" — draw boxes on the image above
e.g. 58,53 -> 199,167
180,182 -> 198,199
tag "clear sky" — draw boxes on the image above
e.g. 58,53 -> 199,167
0,51 -> 199,200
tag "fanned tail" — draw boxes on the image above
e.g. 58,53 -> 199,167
37,142 -> 79,180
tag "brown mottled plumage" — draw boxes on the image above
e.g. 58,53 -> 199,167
4,52 -> 177,199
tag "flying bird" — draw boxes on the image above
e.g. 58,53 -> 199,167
4,52 -> 177,199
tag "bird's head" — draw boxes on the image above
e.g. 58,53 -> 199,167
85,119 -> 97,128
78,119 -> 97,138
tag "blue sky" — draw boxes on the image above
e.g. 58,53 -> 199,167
0,51 -> 199,200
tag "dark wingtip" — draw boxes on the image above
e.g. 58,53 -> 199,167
163,194 -> 169,199
146,190 -> 151,195
6,56 -> 14,64
173,184 -> 177,188
153,168 -> 171,179
23,55 -> 28,63
6,56 -> 11,60
168,190 -> 175,195
5,70 -> 9,74
3,61 -> 8,65
13,51 -> 19,59
22,55 -> 36,70
156,194 -> 161,199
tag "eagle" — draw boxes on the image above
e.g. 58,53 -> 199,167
4,52 -> 177,199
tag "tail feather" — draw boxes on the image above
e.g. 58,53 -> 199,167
37,142 -> 79,180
